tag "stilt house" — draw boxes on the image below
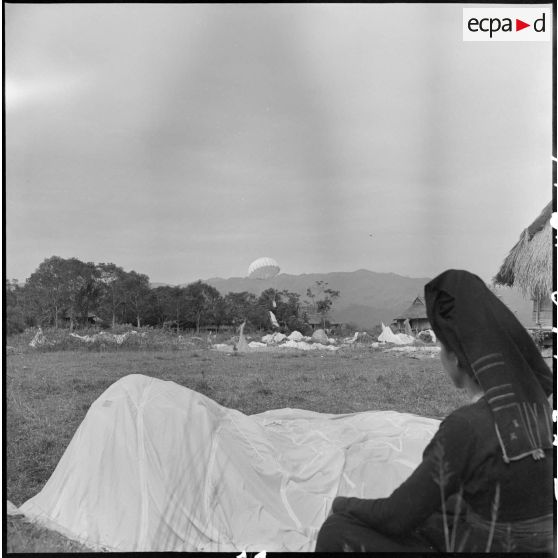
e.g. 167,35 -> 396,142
392,296 -> 430,334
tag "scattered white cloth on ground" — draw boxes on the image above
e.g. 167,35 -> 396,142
343,332 -> 360,344
261,332 -> 286,344
417,329 -> 437,343
310,329 -> 329,344
29,327 -> 55,348
247,341 -> 267,349
278,340 -> 339,352
384,345 -> 441,357
18,374 -> 439,552
70,333 -> 97,343
341,332 -> 369,345
213,336 -> 339,353
70,331 -> 138,345
212,343 -> 233,352
377,323 -> 414,345
287,331 -> 304,341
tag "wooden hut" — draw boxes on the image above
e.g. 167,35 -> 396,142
63,311 -> 104,327
306,313 -> 341,331
392,296 -> 430,334
494,201 -> 552,329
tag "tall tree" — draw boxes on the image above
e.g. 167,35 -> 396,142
183,281 -> 222,332
6,279 -> 26,334
276,289 -> 303,331
148,286 -> 177,327
73,262 -> 102,326
306,280 -> 340,328
139,288 -> 160,327
97,262 -> 127,328
151,285 -> 192,333
120,271 -> 151,328
24,256 -> 100,329
25,257 -> 66,327
223,291 -> 258,327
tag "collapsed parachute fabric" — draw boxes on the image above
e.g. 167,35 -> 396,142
269,310 -> 280,328
378,323 -> 414,345
248,257 -> 280,280
18,374 -> 439,552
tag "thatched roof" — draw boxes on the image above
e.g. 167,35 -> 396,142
395,296 -> 428,320
494,202 -> 552,299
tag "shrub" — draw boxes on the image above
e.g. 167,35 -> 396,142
6,306 -> 26,335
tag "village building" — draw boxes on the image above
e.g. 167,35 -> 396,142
391,296 -> 430,334
306,313 -> 342,331
63,311 -> 104,327
494,201 -> 552,332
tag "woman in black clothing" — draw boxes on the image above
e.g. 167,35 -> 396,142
315,269 -> 554,553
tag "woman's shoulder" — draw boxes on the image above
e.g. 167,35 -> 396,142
441,397 -> 494,437
422,400 -> 488,467
424,398 -> 496,465
451,396 -> 490,416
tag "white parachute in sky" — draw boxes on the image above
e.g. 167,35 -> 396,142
247,257 -> 280,280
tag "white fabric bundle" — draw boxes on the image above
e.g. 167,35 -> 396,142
20,374 -> 438,552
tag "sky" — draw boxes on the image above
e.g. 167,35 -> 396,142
5,3 -> 553,285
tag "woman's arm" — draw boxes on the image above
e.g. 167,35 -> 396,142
333,413 -> 475,536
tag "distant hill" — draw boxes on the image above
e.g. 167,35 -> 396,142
150,270 -> 534,330
202,269 -> 430,329
199,269 -> 534,330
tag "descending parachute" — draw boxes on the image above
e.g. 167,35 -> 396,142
248,257 -> 280,280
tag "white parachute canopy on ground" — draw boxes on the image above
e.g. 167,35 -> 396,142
248,257 -> 280,280
378,323 -> 415,345
16,374 -> 439,552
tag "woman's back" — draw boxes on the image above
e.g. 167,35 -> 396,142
450,398 -> 553,523
316,269 -> 553,553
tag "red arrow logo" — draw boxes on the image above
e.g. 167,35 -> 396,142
516,19 -> 530,31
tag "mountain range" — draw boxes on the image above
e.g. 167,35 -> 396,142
161,269 -> 533,330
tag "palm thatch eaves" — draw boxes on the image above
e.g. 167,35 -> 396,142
494,202 -> 552,299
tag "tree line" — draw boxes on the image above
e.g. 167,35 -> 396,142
6,256 -> 340,335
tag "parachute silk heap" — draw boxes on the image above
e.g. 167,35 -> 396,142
247,257 -> 280,280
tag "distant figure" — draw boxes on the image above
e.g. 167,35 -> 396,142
316,269 -> 553,553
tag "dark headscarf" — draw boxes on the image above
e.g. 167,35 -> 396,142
425,269 -> 552,463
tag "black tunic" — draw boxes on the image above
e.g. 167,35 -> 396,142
317,397 -> 553,552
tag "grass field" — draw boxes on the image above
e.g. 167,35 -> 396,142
6,333 -> 470,552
